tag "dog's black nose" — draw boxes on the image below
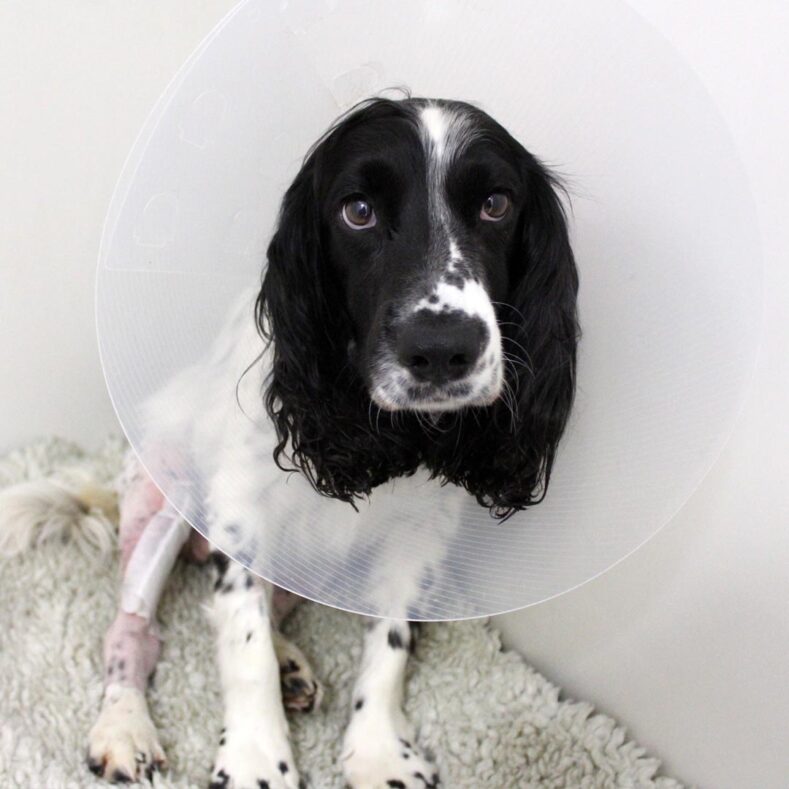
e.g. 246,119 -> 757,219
397,314 -> 486,384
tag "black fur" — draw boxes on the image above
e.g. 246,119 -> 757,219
257,97 -> 578,518
387,627 -> 406,650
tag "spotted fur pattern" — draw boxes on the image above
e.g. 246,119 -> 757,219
207,559 -> 302,789
342,620 -> 439,789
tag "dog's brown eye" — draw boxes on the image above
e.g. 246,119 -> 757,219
480,193 -> 510,221
342,197 -> 376,229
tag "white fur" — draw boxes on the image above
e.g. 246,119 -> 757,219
419,103 -> 458,233
414,278 -> 495,319
208,564 -> 301,789
87,684 -> 165,781
420,105 -> 450,158
447,238 -> 462,272
0,477 -> 115,557
342,620 -> 439,789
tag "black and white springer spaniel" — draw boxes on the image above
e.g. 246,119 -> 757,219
10,97 -> 579,788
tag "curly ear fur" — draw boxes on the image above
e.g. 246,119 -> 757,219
257,101 -> 578,516
256,112 -> 422,504
427,153 -> 579,516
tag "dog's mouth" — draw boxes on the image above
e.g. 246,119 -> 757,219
369,358 -> 503,413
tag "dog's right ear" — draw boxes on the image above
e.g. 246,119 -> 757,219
257,153 -> 339,367
255,151 -> 356,497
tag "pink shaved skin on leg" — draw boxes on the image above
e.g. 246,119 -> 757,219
103,611 -> 161,691
118,467 -> 166,574
88,458 -> 185,781
271,587 -> 302,628
106,468 -> 190,690
182,529 -> 211,563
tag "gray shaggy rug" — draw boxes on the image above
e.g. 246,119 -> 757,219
0,437 -> 684,788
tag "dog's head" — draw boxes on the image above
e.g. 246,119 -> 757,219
257,97 -> 579,516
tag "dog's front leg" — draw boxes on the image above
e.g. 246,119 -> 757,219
87,460 -> 190,783
342,619 -> 439,789
209,557 -> 302,789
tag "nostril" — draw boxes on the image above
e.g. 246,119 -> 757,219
395,315 -> 486,384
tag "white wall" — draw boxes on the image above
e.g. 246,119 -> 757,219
0,1 -> 237,451
1,2 -> 787,787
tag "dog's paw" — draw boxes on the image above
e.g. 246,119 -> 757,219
274,634 -> 323,713
209,728 -> 301,789
87,684 -> 166,783
341,709 -> 439,789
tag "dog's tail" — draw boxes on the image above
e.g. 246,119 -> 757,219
0,474 -> 118,557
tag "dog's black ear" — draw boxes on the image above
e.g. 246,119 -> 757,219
255,153 -> 355,497
466,153 -> 579,516
506,154 -> 579,505
257,152 -> 345,376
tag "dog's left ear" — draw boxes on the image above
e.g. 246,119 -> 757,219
486,152 -> 580,514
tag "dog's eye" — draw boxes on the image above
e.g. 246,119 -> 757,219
480,193 -> 510,222
342,197 -> 377,229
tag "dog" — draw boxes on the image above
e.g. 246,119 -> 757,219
1,97 -> 578,788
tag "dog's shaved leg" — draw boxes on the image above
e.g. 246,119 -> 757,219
342,619 -> 439,789
120,502 -> 191,621
87,459 -> 189,783
271,586 -> 303,626
208,559 -> 301,789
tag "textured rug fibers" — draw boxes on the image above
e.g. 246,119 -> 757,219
0,437 -> 684,788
